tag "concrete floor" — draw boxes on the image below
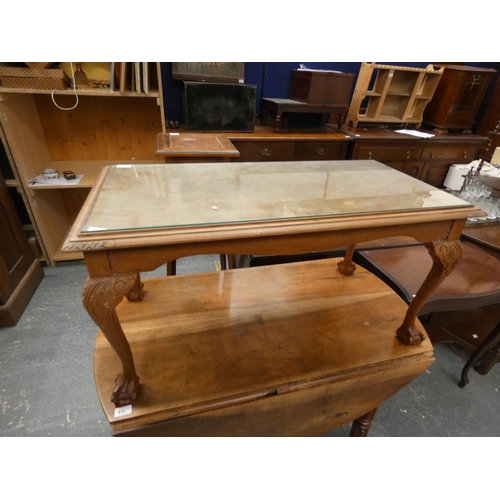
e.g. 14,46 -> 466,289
1,256 -> 499,437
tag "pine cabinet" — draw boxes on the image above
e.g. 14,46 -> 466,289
0,63 -> 165,266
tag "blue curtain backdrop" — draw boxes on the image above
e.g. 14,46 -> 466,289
161,62 -> 499,128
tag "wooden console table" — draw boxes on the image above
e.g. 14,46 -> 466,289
260,98 -> 348,131
63,160 -> 482,436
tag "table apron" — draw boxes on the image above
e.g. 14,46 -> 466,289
85,219 -> 464,277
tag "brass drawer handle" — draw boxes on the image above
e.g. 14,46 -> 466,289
429,151 -> 434,159
368,151 -> 372,160
463,151 -> 468,159
260,147 -> 273,156
315,147 -> 328,156
406,151 -> 410,160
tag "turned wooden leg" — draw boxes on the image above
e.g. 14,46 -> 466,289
350,408 -> 378,437
275,114 -> 281,131
166,260 -> 177,276
227,254 -> 237,270
397,240 -> 462,346
338,244 -> 357,275
459,320 -> 500,387
220,254 -> 227,271
82,274 -> 141,407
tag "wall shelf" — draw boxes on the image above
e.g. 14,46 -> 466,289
345,63 -> 444,128
0,63 -> 165,266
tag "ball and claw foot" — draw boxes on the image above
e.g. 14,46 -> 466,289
396,325 -> 425,346
337,260 -> 356,275
112,373 -> 140,407
126,281 -> 144,302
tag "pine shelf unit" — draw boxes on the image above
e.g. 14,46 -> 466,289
345,63 -> 444,128
0,63 -> 166,266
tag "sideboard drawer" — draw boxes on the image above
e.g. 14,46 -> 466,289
231,141 -> 296,161
353,145 -> 421,161
295,141 -> 345,160
421,144 -> 478,161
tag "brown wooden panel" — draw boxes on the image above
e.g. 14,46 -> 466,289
295,141 -> 345,160
383,161 -> 424,179
231,141 -> 295,161
0,260 -> 44,327
421,160 -> 457,187
421,144 -> 479,161
35,95 -> 162,161
353,144 -> 421,161
116,357 -> 432,436
0,171 -> 34,302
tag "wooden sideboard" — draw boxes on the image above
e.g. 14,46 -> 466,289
158,126 -> 488,189
157,126 -> 353,163
345,128 -> 487,188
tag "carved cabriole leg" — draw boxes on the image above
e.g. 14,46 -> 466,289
350,408 -> 378,437
83,274 -> 141,407
338,244 -> 357,275
397,240 -> 463,346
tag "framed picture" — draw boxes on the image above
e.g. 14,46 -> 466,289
183,82 -> 256,132
172,62 -> 245,83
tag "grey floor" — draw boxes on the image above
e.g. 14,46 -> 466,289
1,255 -> 499,437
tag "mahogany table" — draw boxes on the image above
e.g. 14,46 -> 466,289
260,98 -> 348,130
63,160 -> 482,436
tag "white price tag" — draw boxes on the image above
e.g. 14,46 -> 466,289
114,404 -> 132,418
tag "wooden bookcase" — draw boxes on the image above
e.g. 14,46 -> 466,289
345,63 -> 444,128
0,63 -> 165,266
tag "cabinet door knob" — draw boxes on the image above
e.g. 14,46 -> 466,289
315,148 -> 328,156
259,148 -> 273,156
406,151 -> 410,160
368,151 -> 372,160
429,152 -> 434,159
463,151 -> 468,159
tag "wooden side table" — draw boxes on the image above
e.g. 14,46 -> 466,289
94,258 -> 434,436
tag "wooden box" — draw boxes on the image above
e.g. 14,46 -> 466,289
289,69 -> 355,106
0,67 -> 70,90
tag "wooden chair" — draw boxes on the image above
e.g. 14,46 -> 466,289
355,240 -> 500,387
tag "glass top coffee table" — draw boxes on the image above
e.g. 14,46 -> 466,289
64,160 -> 480,412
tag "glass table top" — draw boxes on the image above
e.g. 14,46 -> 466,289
82,160 -> 471,233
